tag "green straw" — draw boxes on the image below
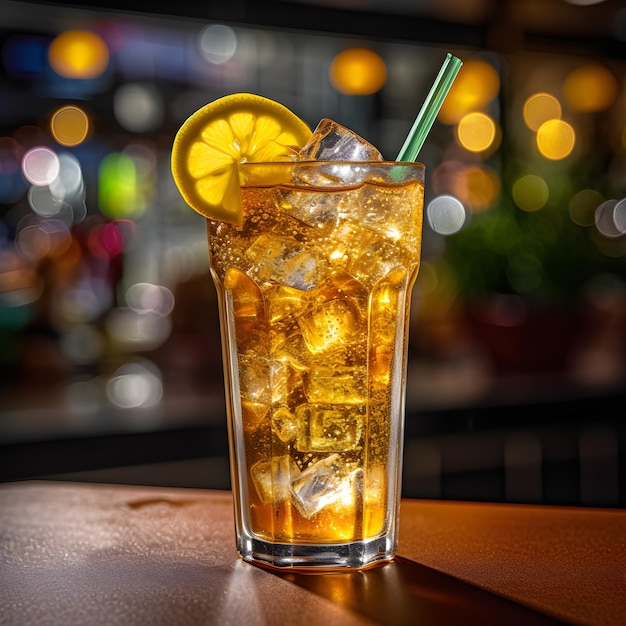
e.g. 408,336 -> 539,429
396,53 -> 463,162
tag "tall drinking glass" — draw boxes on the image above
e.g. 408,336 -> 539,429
208,160 -> 424,569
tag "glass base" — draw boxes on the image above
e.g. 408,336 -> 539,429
238,534 -> 396,571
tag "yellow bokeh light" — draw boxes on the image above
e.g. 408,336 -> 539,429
51,105 -> 90,146
456,112 -> 497,153
329,48 -> 387,95
523,93 -> 562,131
438,59 -> 500,125
563,63 -> 618,112
48,30 -> 109,79
513,175 -> 549,212
536,119 -> 575,160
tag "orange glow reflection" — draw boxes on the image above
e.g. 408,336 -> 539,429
564,63 -> 618,112
48,30 -> 109,79
329,48 -> 387,95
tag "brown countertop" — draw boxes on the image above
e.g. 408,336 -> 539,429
1,481 -> 624,625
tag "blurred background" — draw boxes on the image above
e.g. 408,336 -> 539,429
1,0 -> 624,507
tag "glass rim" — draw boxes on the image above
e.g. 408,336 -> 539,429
239,160 -> 426,169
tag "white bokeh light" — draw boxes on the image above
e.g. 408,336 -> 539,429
21,147 -> 60,186
198,24 -> 237,64
106,361 -> 163,409
595,199 -> 622,238
612,198 -> 626,234
427,195 -> 466,235
114,83 -> 164,133
126,282 -> 175,316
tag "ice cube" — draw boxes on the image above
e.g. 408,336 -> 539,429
263,283 -> 310,323
299,119 -> 383,162
270,358 -> 305,406
291,453 -> 358,518
295,404 -> 365,452
279,188 -> 339,227
304,365 -> 367,405
271,406 -> 298,443
327,221 -> 403,287
271,330 -> 311,372
246,233 -> 325,290
238,353 -> 270,405
251,455 -> 301,504
298,298 -> 361,354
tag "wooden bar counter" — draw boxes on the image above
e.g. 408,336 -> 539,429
1,481 -> 624,625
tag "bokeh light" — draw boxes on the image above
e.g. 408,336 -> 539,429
329,48 -> 387,95
50,153 -> 84,202
15,218 -> 72,262
438,59 -> 500,125
28,184 -> 69,219
595,199 -> 622,238
114,84 -> 164,133
456,112 -> 498,153
461,165 -> 500,212
513,175 -> 549,212
21,146 -> 60,186
198,24 -> 237,64
563,63 -> 618,112
105,307 -> 172,351
106,360 -> 163,409
523,93 -> 562,131
536,119 -> 575,160
87,221 -> 126,258
98,152 -> 143,218
126,282 -> 175,316
57,275 -> 111,324
569,189 -> 604,226
426,195 -> 466,235
613,199 -> 626,234
48,30 -> 110,79
50,105 -> 90,146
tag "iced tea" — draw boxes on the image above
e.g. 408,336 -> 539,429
209,161 -> 423,568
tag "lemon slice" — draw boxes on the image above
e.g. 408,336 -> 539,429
171,93 -> 312,224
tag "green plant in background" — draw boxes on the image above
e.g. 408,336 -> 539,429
443,158 -> 626,309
